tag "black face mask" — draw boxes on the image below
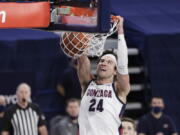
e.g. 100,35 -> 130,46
151,106 -> 163,114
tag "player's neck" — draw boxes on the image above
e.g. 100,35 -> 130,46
96,77 -> 113,85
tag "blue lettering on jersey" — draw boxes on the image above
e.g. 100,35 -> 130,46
86,89 -> 112,98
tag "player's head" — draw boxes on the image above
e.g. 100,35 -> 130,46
16,83 -> 31,104
122,117 -> 136,135
66,98 -> 80,120
96,50 -> 117,80
150,97 -> 165,114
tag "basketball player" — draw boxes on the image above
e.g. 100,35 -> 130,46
77,16 -> 130,135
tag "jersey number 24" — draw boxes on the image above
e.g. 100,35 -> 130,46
89,99 -> 104,112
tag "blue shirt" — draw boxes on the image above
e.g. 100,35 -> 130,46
137,113 -> 177,135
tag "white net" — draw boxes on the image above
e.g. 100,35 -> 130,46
60,20 -> 119,58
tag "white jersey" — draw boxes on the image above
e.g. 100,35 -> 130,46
78,80 -> 126,135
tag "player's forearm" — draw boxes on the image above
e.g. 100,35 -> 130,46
116,17 -> 130,96
117,34 -> 128,75
77,55 -> 91,84
116,34 -> 130,94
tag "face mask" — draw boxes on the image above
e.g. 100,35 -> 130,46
151,106 -> 163,114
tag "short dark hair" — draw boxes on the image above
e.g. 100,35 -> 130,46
66,98 -> 80,107
151,96 -> 164,102
122,117 -> 136,130
150,96 -> 164,106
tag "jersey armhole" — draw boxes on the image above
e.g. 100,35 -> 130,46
81,79 -> 93,97
112,83 -> 126,105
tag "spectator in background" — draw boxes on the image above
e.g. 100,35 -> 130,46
1,83 -> 48,135
137,97 -> 178,135
121,117 -> 137,135
50,98 -> 79,135
57,59 -> 81,100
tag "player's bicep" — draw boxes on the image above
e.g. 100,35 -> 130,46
116,73 -> 130,96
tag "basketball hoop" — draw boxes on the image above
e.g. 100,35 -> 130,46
60,17 -> 119,58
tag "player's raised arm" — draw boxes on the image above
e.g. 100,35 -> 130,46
77,55 -> 92,95
115,16 -> 130,103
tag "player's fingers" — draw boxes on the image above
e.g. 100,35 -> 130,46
111,15 -> 120,23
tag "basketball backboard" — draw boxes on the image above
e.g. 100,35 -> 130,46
0,2 -> 50,28
0,0 -> 111,33
50,0 -> 111,33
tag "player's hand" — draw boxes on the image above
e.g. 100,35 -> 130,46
111,15 -> 124,34
116,16 -> 124,34
111,15 -> 119,23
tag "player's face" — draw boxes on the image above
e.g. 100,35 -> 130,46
66,102 -> 80,117
16,84 -> 31,103
97,55 -> 116,79
122,121 -> 136,135
151,98 -> 164,108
